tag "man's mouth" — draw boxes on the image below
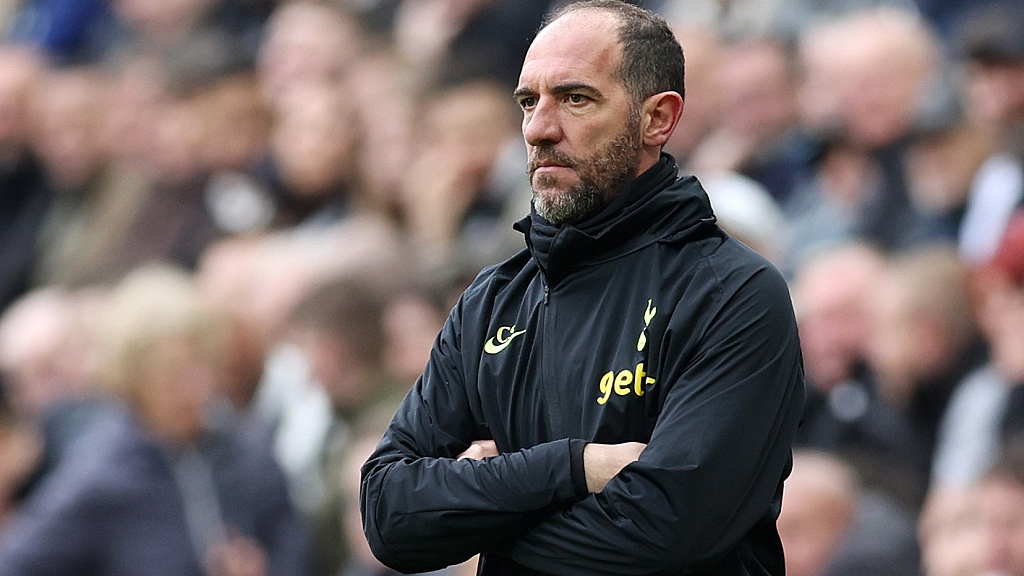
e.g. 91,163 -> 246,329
529,150 -> 577,174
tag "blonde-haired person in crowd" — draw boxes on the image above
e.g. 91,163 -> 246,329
0,264 -> 308,576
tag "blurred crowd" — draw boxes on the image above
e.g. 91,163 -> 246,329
0,0 -> 1023,575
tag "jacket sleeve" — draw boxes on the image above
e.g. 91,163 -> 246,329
504,265 -> 806,575
360,295 -> 589,574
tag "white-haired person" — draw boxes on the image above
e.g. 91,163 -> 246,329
0,265 -> 308,576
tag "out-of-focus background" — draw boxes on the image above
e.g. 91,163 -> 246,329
1,0 -> 1024,575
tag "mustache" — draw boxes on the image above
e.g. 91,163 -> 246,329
527,146 -> 578,174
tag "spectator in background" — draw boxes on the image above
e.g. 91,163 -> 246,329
0,373 -> 42,526
904,112 -> 997,245
338,411 -> 458,576
778,449 -> 920,576
399,78 -> 521,267
955,2 -> 1024,264
0,46 -> 48,313
787,8 -> 941,255
974,212 -> 1024,450
254,277 -> 391,576
929,213 -> 1024,492
699,171 -> 788,263
28,66 -> 116,286
266,81 -> 360,229
791,243 -> 926,507
974,439 -> 1024,576
864,246 -> 984,507
0,265 -> 308,576
257,2 -> 362,106
688,37 -> 809,204
392,0 -> 550,90
661,25 -> 720,166
380,284 -> 449,391
0,286 -> 110,499
918,485 -> 985,576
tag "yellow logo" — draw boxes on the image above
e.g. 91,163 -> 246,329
597,362 -> 656,404
484,325 -> 527,354
637,299 -> 657,352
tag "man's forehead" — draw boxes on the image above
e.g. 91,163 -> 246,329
518,10 -> 622,87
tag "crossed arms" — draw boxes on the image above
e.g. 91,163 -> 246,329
360,267 -> 805,575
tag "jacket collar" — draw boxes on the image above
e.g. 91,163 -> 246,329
514,154 -> 717,283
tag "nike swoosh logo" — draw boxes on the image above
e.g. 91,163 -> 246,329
484,326 -> 527,354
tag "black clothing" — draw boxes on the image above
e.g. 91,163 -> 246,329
0,153 -> 51,312
361,156 -> 806,575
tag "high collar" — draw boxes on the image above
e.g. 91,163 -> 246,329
514,154 -> 717,283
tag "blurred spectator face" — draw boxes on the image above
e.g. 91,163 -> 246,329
383,293 -> 446,387
838,10 -> 939,149
800,9 -> 938,148
0,289 -> 100,418
219,315 -> 265,411
865,272 -> 930,401
906,124 -> 996,215
146,97 -> 205,184
193,74 -> 272,172
778,452 -> 857,576
29,68 -> 108,190
349,53 -> 415,209
978,273 -> 1024,382
259,2 -> 361,104
112,0 -> 216,46
792,245 -> 883,390
919,488 -> 985,576
964,60 -> 1024,128
288,327 -> 374,412
134,337 -> 218,444
839,10 -> 937,148
0,46 -> 43,161
664,27 -> 721,159
101,57 -> 166,165
866,249 -> 973,405
977,475 -> 1024,576
422,81 -> 516,182
975,213 -> 1024,383
798,21 -> 853,134
715,40 -> 795,140
271,83 -> 358,198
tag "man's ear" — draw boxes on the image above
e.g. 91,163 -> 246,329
641,92 -> 684,148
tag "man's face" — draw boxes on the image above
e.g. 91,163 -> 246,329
515,10 -> 642,224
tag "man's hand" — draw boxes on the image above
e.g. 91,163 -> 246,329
457,440 -> 499,461
583,442 -> 646,493
206,532 -> 268,576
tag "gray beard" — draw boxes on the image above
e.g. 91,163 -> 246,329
530,116 -> 642,224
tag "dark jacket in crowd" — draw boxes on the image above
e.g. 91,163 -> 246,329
361,155 -> 806,576
0,405 -> 308,576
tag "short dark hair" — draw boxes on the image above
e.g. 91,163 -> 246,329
541,0 -> 685,105
289,277 -> 386,368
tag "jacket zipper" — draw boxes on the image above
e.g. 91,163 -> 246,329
539,278 -> 564,438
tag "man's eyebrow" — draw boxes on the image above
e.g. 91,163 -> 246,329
550,83 -> 601,97
512,83 -> 603,99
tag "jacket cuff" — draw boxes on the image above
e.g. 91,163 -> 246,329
569,439 -> 589,499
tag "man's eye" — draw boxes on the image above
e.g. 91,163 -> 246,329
568,94 -> 586,104
519,97 -> 537,109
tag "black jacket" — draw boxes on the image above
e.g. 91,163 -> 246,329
361,156 -> 805,575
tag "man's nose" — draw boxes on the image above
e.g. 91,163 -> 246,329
522,97 -> 562,146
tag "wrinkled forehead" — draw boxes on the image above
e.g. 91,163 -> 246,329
518,10 -> 623,87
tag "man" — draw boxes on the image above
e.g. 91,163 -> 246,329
360,2 -> 805,574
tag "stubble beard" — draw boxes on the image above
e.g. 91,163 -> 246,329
528,111 -> 643,225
